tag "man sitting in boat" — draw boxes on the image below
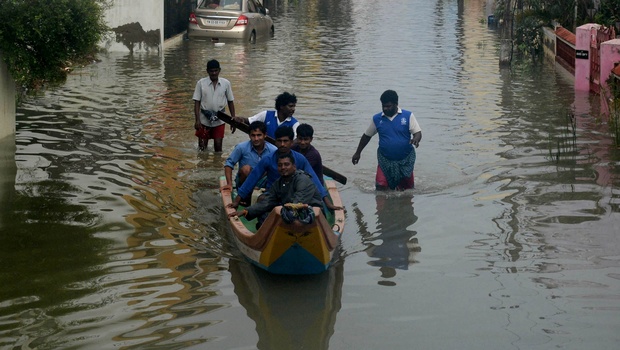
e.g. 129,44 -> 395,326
228,153 -> 323,227
222,121 -> 277,206
232,92 -> 300,139
227,125 -> 341,211
292,123 -> 324,185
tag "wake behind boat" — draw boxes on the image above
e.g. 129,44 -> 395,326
220,176 -> 345,275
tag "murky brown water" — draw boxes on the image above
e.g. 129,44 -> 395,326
1,0 -> 620,349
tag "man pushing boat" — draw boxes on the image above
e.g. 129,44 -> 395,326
232,92 -> 300,139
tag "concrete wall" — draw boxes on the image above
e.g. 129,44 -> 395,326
0,51 -> 15,141
102,0 -> 164,53
542,27 -> 557,62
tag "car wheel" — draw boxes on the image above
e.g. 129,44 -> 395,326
249,31 -> 256,44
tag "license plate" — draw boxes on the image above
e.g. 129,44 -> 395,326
206,19 -> 227,26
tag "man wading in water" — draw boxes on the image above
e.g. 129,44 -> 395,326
352,90 -> 422,190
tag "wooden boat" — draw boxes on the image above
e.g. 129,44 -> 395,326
219,176 -> 345,275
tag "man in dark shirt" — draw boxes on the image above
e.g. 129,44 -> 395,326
292,123 -> 324,182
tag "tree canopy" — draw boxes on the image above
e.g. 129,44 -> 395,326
0,0 -> 109,93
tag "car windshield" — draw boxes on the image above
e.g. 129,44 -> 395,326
199,0 -> 241,11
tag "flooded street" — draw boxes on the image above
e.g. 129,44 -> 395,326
2,0 -> 620,349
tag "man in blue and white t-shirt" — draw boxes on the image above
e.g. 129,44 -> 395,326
352,90 -> 422,190
234,92 -> 300,139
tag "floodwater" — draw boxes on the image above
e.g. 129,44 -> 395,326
1,0 -> 620,349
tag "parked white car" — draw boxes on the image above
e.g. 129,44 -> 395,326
188,0 -> 274,43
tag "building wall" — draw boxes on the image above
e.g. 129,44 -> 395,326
0,52 -> 15,141
102,0 -> 164,53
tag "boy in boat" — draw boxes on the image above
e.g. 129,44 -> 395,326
229,153 -> 324,227
292,123 -> 323,183
351,90 -> 422,190
227,126 -> 341,211
223,121 -> 277,205
192,59 -> 236,152
232,92 -> 300,139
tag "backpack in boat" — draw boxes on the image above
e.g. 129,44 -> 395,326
281,204 -> 315,225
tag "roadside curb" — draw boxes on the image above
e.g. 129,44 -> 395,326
164,31 -> 187,50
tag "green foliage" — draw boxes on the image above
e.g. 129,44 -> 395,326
606,73 -> 620,100
0,0 -> 109,93
515,11 -> 544,59
494,0 -> 508,20
596,0 -> 620,26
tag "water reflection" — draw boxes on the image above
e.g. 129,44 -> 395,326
0,135 -> 16,213
0,174 -> 108,348
229,259 -> 343,350
108,254 -> 225,349
354,194 -> 420,286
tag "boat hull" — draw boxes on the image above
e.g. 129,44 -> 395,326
220,176 -> 345,275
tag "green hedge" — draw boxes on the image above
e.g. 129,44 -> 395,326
0,0 -> 109,93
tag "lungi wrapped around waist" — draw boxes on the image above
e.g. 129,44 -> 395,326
377,148 -> 416,189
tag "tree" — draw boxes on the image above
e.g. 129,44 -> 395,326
596,0 -> 620,27
0,0 -> 109,94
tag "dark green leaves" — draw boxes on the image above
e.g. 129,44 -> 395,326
0,0 -> 109,93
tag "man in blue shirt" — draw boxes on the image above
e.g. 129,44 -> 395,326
232,92 -> 300,138
352,90 -> 422,190
223,121 -> 276,204
227,126 -> 341,211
